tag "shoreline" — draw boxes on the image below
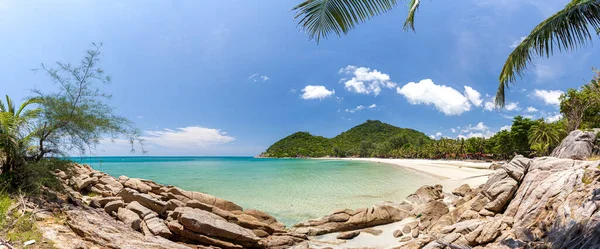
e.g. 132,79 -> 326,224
315,157 -> 497,191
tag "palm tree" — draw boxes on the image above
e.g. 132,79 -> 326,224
0,95 -> 41,173
528,119 -> 565,156
292,0 -> 600,107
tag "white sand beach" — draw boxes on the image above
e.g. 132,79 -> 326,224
331,158 -> 496,191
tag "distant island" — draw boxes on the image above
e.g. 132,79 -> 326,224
260,120 -> 430,158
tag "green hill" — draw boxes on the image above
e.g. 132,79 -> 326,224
262,120 -> 431,158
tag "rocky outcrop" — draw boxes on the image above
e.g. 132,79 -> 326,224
57,163 -> 290,249
551,130 -> 597,160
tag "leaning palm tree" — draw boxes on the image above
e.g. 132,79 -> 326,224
0,95 -> 41,173
292,0 -> 600,107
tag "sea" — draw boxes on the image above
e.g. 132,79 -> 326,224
71,156 -> 437,226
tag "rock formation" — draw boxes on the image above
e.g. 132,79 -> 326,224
36,131 -> 600,249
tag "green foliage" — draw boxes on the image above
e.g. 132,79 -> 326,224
511,116 -> 537,155
0,191 -> 11,227
0,95 -> 42,173
529,119 -> 566,156
264,132 -> 333,157
0,158 -> 71,195
560,71 -> 600,131
265,120 -> 431,158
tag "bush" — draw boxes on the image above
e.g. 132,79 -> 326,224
0,158 -> 72,195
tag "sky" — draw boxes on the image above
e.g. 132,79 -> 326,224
1,0 -> 597,156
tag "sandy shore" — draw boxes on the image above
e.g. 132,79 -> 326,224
326,158 -> 496,191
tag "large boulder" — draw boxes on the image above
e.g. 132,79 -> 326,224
292,203 -> 412,235
67,208 -> 190,249
259,233 -> 307,249
166,187 -> 243,211
117,207 -> 142,231
173,207 -> 260,247
124,178 -> 153,193
72,176 -> 98,191
126,201 -> 156,219
144,213 -> 172,238
504,157 -> 599,228
551,130 -> 597,160
118,188 -> 167,214
471,156 -> 531,214
166,221 -> 244,249
97,175 -> 124,194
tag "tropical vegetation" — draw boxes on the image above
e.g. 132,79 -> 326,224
0,43 -> 140,194
291,0 -> 600,107
263,117 -> 570,159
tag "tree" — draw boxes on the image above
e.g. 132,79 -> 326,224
559,71 -> 600,132
511,116 -> 536,155
31,43 -> 142,160
0,96 -> 41,173
292,0 -> 600,107
528,119 -> 565,156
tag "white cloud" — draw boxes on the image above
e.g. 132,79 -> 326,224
546,113 -> 563,122
429,135 -> 436,139
483,100 -> 496,111
368,104 -> 377,109
464,86 -> 483,107
142,126 -> 235,148
136,116 -> 144,119
500,125 -> 511,131
533,89 -> 563,105
435,132 -> 442,137
534,63 -> 562,83
525,106 -> 538,113
510,36 -> 526,48
505,102 -> 521,111
345,105 -> 365,113
301,85 -> 335,100
249,73 -> 269,82
451,128 -> 457,133
289,88 -> 297,93
339,65 -> 397,96
396,79 -> 472,116
462,122 -> 489,132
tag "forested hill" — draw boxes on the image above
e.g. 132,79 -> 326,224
261,120 -> 430,158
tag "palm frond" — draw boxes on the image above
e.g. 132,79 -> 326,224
497,0 -> 600,108
15,97 -> 42,118
292,0 -> 398,42
403,0 -> 420,31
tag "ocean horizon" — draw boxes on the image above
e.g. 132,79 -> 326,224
72,156 -> 437,225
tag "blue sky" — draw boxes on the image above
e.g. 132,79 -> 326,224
1,0 -> 597,156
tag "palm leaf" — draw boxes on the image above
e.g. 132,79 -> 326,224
497,0 -> 600,107
403,0 -> 420,31
292,0 -> 399,42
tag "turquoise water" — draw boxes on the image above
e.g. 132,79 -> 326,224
72,156 -> 436,225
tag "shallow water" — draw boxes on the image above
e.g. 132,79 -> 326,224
72,156 -> 437,225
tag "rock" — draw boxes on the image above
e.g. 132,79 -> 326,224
244,209 -> 285,230
126,201 -> 155,219
98,197 -> 123,207
336,231 -> 360,239
393,229 -> 403,238
551,130 -> 597,160
253,229 -> 270,237
459,210 -> 481,221
406,185 -> 444,205
73,176 -> 98,191
361,227 -> 383,235
166,221 -> 243,249
66,208 -> 190,249
162,199 -> 185,213
292,204 -> 411,235
117,207 -> 142,231
399,236 -> 412,242
259,233 -> 307,249
167,187 -> 243,211
452,184 -> 472,197
504,157 -> 598,228
104,200 -> 124,215
56,170 -> 69,180
328,212 -> 350,222
144,214 -> 172,238
98,175 -> 123,194
118,175 -> 129,184
489,163 -> 503,170
174,207 -> 260,247
402,225 -> 411,234
235,213 -> 275,234
420,200 -> 449,230
124,178 -> 153,193
472,156 -> 531,214
118,188 -> 167,214
411,228 -> 419,238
